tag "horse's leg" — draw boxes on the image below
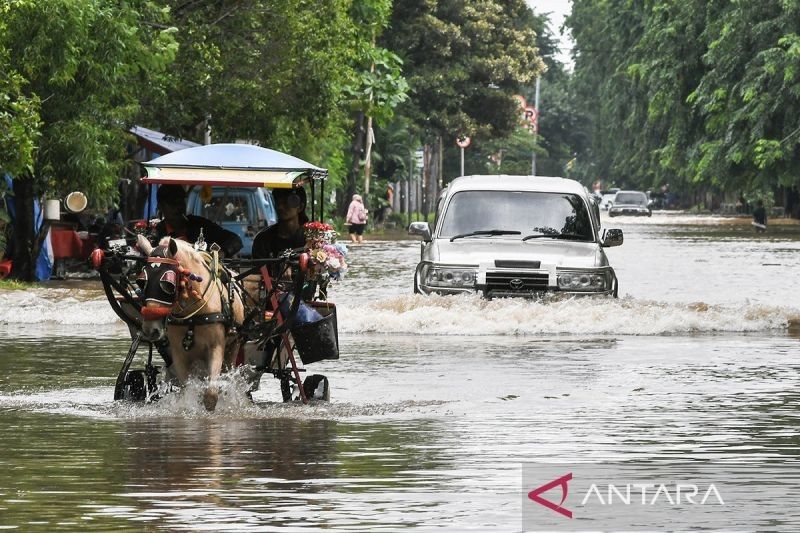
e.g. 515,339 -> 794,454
224,339 -> 240,371
203,328 -> 226,411
166,329 -> 190,385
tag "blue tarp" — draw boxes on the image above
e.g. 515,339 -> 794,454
3,173 -> 51,279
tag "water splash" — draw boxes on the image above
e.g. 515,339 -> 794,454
0,289 -> 118,325
342,293 -> 798,336
3,285 -> 797,336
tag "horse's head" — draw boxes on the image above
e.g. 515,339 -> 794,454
136,236 -> 205,341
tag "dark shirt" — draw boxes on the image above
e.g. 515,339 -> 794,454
753,206 -> 767,225
155,215 -> 243,257
252,224 -> 317,298
252,224 -> 305,260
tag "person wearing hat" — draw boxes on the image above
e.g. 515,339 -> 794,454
346,193 -> 368,243
252,187 -> 309,261
153,184 -> 243,257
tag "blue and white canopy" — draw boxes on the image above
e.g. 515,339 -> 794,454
141,143 -> 327,188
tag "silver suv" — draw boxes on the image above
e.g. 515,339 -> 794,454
408,175 -> 623,298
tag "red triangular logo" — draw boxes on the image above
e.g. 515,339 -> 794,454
528,472 -> 573,518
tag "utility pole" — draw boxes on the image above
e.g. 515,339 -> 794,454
407,149 -> 413,228
531,77 -> 540,176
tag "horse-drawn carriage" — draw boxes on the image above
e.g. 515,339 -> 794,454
92,144 -> 341,409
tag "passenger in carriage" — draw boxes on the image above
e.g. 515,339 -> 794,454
153,184 -> 243,257
251,187 -> 309,261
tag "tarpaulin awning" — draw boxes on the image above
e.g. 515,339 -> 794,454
141,143 -> 327,188
129,126 -> 201,155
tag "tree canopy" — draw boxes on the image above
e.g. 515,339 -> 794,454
567,0 -> 800,199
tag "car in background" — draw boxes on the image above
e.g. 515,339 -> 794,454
186,186 -> 277,256
608,190 -> 651,217
408,175 -> 623,298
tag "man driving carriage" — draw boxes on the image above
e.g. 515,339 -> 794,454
154,184 -> 243,257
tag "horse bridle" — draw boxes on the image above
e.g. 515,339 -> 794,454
138,248 -> 209,321
138,246 -> 240,351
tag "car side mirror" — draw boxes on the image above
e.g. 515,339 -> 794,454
601,228 -> 623,247
408,221 -> 431,241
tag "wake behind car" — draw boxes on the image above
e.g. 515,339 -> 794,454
408,175 -> 623,298
608,190 -> 651,217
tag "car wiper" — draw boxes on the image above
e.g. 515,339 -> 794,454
522,233 -> 590,242
450,229 -> 521,242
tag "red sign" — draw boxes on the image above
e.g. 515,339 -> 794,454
456,136 -> 471,148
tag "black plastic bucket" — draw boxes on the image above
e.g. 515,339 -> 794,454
291,302 -> 339,364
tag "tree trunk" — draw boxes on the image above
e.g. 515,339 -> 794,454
341,111 -> 366,216
421,141 -> 442,219
11,177 -> 35,281
363,115 -> 374,209
786,185 -> 800,219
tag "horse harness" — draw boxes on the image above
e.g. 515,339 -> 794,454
139,245 -> 241,351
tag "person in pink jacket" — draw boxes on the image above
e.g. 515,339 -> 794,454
346,194 -> 368,243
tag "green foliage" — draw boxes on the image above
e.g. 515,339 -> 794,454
568,0 -> 800,197
430,7 -> 578,182
1,0 -> 177,202
0,4 -> 41,178
343,1 -> 409,124
0,278 -> 38,291
141,0 -> 359,180
383,0 -> 545,142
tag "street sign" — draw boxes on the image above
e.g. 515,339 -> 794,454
456,136 -> 471,148
414,148 -> 424,171
523,106 -> 538,124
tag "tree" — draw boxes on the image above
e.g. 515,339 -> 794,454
139,0 -> 363,193
450,8 -> 587,180
383,0 -> 545,209
567,0 -> 800,213
1,0 -> 177,280
339,0 -> 409,213
688,1 -> 800,194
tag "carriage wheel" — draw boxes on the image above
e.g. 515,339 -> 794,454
122,370 -> 148,402
280,377 -> 292,403
303,374 -> 330,402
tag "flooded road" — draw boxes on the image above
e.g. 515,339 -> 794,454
1,213 -> 799,530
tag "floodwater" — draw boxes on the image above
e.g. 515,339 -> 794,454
1,213 -> 799,530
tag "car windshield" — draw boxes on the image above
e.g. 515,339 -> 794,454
439,191 -> 594,241
614,192 -> 647,205
199,190 -> 254,225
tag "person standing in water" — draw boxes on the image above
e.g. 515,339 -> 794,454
752,200 -> 767,233
345,194 -> 368,244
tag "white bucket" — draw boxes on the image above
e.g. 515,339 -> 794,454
44,199 -> 61,220
64,191 -> 88,213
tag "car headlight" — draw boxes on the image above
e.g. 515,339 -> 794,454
557,270 -> 610,292
423,264 -> 478,289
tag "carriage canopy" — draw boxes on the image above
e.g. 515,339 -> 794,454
141,143 -> 327,188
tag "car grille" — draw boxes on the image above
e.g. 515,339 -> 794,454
613,207 -> 645,215
485,271 -> 550,293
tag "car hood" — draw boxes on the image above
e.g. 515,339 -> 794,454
426,238 -> 605,268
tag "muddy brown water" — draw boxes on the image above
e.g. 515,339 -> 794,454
1,213 -> 799,530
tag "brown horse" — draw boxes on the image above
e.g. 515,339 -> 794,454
137,235 -> 245,411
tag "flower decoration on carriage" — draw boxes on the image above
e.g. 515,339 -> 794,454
133,218 -> 162,240
303,221 -> 348,282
